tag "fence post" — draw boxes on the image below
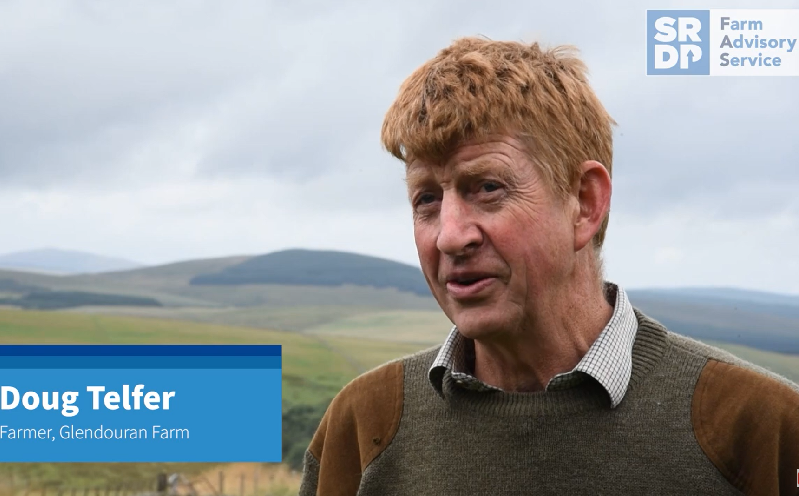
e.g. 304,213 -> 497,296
253,465 -> 259,496
218,472 -> 224,496
156,474 -> 167,494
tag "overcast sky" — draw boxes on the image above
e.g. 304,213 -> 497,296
2,0 -> 798,294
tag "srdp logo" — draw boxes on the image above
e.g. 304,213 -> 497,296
647,10 -> 710,75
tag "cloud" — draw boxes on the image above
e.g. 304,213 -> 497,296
605,208 -> 799,293
2,0 -> 798,293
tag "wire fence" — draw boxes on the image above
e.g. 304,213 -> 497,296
0,468 -> 300,496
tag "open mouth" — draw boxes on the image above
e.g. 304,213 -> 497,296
445,275 -> 496,298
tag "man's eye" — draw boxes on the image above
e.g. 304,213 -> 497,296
480,182 -> 502,193
416,193 -> 437,206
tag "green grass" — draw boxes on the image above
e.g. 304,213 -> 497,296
66,304 -> 394,332
1,306 -> 797,488
304,310 -> 453,344
320,335 -> 433,372
704,339 -> 799,383
0,308 -> 360,406
0,308 -> 382,488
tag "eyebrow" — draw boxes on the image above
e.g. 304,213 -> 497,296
453,158 -> 521,192
404,166 -> 432,193
405,158 -> 520,194
457,159 -> 517,186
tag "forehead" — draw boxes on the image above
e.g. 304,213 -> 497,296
405,139 -> 530,188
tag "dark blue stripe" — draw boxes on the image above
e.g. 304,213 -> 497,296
0,356 -> 281,369
0,345 -> 281,356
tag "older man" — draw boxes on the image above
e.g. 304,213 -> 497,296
299,38 -> 799,495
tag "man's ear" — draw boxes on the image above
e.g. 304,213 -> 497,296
572,160 -> 612,252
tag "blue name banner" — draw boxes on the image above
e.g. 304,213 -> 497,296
0,345 -> 282,462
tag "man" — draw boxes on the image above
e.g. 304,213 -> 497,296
299,37 -> 799,495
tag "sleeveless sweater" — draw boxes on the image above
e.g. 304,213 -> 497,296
300,311 -> 799,495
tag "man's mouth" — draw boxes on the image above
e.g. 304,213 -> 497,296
445,274 -> 497,299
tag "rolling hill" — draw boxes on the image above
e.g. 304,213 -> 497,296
0,291 -> 162,310
628,289 -> 799,353
637,287 -> 799,308
1,257 -> 798,491
190,249 -> 432,296
0,249 -> 796,353
0,248 -> 143,274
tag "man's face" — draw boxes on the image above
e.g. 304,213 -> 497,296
407,136 -> 578,340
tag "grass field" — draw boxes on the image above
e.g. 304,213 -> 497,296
3,306 -> 798,394
0,308 -> 382,492
705,339 -> 799,383
0,305 -> 797,493
304,309 -> 452,344
66,304 -> 396,333
0,308 -> 365,406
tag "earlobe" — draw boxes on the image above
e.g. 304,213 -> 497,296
573,160 -> 612,252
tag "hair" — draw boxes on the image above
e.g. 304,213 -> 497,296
381,37 -> 616,250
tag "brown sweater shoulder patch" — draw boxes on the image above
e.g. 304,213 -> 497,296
692,358 -> 799,495
308,360 -> 404,495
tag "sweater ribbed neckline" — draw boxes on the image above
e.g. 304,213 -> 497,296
437,311 -> 670,418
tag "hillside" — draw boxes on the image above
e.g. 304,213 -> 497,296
70,255 -> 254,286
0,251 -> 437,311
637,287 -> 799,308
0,307 -> 423,478
628,289 -> 799,353
0,248 -> 143,274
1,305 -> 797,484
190,249 -> 432,296
0,291 -> 162,310
0,249 -> 797,353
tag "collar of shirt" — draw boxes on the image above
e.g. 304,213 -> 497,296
428,282 -> 639,408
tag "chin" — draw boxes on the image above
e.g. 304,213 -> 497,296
449,305 -> 518,340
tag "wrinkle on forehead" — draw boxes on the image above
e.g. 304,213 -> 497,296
405,138 -> 533,193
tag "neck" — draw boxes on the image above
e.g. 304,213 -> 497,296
472,265 -> 613,392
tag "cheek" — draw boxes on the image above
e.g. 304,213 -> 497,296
414,225 -> 439,273
483,213 -> 533,259
488,212 -> 562,274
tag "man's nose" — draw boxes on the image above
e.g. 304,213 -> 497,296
436,193 -> 483,256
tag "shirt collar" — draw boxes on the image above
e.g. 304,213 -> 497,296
428,282 -> 639,408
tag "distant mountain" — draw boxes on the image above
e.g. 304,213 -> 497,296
0,248 -> 144,275
190,249 -> 432,296
631,287 -> 799,308
68,255 -> 254,286
0,247 -> 796,353
628,287 -> 799,354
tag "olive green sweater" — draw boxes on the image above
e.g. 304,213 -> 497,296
300,311 -> 799,495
